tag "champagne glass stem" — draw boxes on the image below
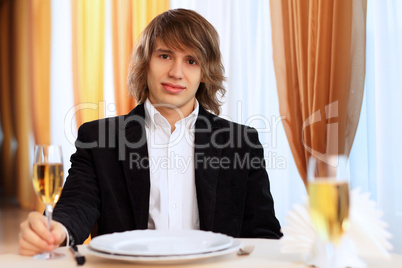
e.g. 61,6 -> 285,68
45,204 -> 54,258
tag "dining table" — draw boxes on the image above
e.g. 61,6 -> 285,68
1,238 -> 401,268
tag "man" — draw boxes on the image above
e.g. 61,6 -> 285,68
19,8 -> 282,256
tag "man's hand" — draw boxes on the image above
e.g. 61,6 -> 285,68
19,211 -> 67,256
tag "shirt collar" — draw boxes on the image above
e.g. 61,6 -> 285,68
144,98 -> 199,130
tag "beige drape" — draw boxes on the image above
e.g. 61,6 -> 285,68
111,0 -> 136,116
13,0 -> 33,208
28,0 -> 52,211
0,0 -> 51,209
0,0 -> 17,203
29,0 -> 51,147
71,0 -> 105,128
1,0 -> 171,208
270,0 -> 367,186
111,0 -> 169,116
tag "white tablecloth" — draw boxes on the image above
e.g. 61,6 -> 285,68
1,239 -> 401,268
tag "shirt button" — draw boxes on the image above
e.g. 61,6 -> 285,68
173,204 -> 177,209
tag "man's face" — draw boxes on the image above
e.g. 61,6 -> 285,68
147,39 -> 202,116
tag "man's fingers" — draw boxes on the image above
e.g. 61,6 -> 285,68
19,211 -> 55,255
19,226 -> 52,253
50,221 -> 67,245
19,211 -> 66,256
19,235 -> 51,255
27,212 -> 54,244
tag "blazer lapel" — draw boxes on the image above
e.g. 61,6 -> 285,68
120,104 -> 150,229
194,107 -> 222,231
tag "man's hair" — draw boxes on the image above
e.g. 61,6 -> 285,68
127,8 -> 226,115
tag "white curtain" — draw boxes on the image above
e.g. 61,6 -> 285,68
349,0 -> 402,253
48,0 -> 401,253
50,0 -> 75,179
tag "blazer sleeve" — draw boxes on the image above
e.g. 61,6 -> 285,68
52,122 -> 101,244
240,127 -> 282,239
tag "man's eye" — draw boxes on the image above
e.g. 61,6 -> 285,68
188,59 -> 197,65
160,54 -> 170,59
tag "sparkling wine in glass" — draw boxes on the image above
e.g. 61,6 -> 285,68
32,145 -> 65,259
307,155 -> 350,268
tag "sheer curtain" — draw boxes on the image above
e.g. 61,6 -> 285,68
50,0 -> 75,186
349,0 -> 402,253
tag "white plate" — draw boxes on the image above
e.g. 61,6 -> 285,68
87,239 -> 242,265
89,230 -> 233,256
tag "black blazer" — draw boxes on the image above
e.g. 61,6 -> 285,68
53,104 -> 282,243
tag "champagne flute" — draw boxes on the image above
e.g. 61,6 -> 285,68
307,155 -> 350,268
32,145 -> 65,260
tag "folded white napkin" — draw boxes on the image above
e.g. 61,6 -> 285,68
280,188 -> 393,267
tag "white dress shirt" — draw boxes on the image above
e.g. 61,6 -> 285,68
144,98 -> 200,230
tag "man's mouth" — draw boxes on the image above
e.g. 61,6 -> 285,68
161,83 -> 186,94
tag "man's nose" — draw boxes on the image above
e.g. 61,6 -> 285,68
168,60 -> 184,79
